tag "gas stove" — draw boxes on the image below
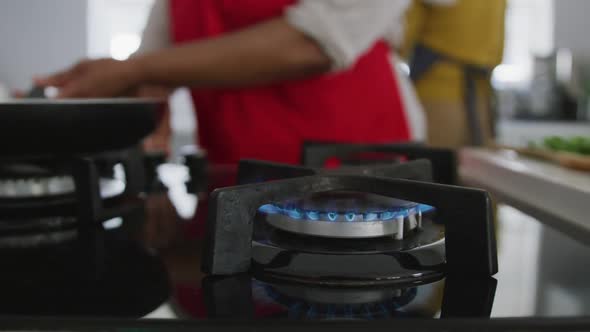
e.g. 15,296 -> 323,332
0,143 -> 589,331
191,143 -> 496,321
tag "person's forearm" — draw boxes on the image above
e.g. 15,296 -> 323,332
131,18 -> 332,88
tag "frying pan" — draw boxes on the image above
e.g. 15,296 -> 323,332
0,98 -> 161,157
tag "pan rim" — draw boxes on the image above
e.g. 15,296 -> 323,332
0,98 -> 165,106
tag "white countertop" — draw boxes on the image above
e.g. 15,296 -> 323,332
460,148 -> 590,241
497,120 -> 590,147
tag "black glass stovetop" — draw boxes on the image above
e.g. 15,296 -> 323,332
0,165 -> 589,332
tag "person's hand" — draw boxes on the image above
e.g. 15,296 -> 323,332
34,58 -> 144,98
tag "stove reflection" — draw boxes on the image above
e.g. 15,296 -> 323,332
0,232 -> 170,317
256,281 -> 424,320
199,275 -> 497,321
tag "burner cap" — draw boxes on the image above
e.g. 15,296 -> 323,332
0,163 -> 57,178
0,177 -> 125,199
258,191 -> 435,239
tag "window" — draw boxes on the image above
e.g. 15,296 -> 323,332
87,0 -> 155,59
494,0 -> 554,87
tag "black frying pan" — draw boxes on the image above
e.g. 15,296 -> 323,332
0,99 -> 161,157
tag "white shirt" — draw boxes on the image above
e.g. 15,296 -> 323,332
138,0 -> 426,140
139,0 -> 409,69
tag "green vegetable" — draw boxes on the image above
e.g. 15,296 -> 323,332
542,136 -> 590,156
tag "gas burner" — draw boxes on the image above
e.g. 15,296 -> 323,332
0,148 -> 155,252
0,158 -> 129,199
194,143 -> 499,321
202,158 -> 497,282
0,177 -> 125,199
0,226 -> 77,248
0,216 -> 129,249
259,191 -> 435,239
0,163 -> 57,177
0,176 -> 74,198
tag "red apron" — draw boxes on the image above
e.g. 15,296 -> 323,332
169,0 -> 410,165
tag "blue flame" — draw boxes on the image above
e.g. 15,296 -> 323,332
287,208 -> 303,219
258,201 -> 436,223
380,211 -> 395,220
418,204 -> 436,213
327,212 -> 338,221
345,212 -> 356,222
364,212 -> 379,221
259,204 -> 280,214
306,210 -> 320,221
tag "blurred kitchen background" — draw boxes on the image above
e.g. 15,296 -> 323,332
0,0 -> 588,157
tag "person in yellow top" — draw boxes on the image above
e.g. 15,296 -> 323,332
401,0 -> 507,148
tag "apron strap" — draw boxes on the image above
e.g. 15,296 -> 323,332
410,44 -> 492,147
409,44 -> 443,82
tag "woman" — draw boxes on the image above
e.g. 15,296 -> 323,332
38,0 -> 415,165
400,0 -> 506,148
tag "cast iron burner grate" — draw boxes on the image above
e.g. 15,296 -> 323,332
301,142 -> 458,185
202,156 -> 497,281
0,148 -> 150,248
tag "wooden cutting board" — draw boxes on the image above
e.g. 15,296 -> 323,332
495,145 -> 590,172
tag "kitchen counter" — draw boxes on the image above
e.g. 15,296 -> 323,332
497,120 -> 590,147
460,148 -> 590,243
